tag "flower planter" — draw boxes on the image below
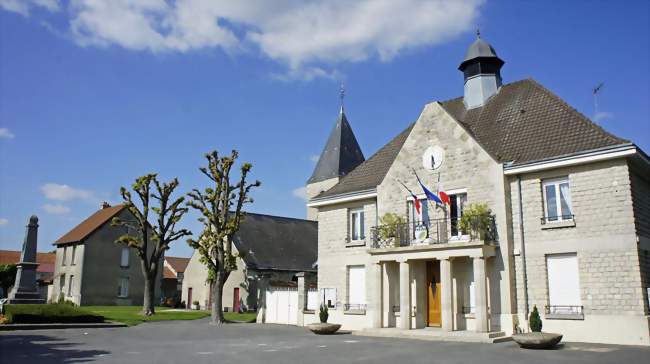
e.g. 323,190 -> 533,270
512,332 -> 563,349
307,322 -> 341,335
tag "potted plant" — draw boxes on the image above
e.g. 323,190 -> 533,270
192,300 -> 200,310
307,304 -> 341,335
377,213 -> 406,247
458,203 -> 493,241
512,305 -> 563,349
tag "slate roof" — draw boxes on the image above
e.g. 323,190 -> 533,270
55,204 -> 126,245
314,78 -> 628,199
440,79 -> 628,164
315,123 -> 415,199
233,213 -> 317,272
460,36 -> 503,68
308,110 -> 365,183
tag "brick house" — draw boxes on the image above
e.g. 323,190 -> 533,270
304,35 -> 650,345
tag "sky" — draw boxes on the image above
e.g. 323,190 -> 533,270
0,0 -> 648,258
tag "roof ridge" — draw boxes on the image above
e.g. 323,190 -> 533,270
54,204 -> 126,244
243,211 -> 317,223
525,78 -> 629,145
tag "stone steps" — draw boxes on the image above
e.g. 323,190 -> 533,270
353,327 -> 512,344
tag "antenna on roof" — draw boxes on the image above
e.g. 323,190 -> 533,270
476,28 -> 481,38
339,83 -> 345,114
592,82 -> 604,123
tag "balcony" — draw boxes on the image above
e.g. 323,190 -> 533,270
370,216 -> 496,249
544,305 -> 584,320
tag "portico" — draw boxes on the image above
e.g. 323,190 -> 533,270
367,240 -> 495,334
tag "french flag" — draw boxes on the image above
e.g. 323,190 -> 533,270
399,181 -> 421,214
438,182 -> 451,206
415,172 -> 443,206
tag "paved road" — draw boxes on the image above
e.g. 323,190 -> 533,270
1,318 -> 648,363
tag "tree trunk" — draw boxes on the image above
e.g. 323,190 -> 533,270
210,269 -> 227,325
143,275 -> 156,316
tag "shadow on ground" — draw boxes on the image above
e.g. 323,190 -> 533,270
0,334 -> 109,363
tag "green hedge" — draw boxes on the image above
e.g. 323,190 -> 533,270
4,304 -> 104,324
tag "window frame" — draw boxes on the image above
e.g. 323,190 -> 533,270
542,177 -> 573,223
545,253 -> 583,320
120,247 -> 130,268
62,246 -> 67,266
118,277 -> 129,298
71,244 -> 77,265
448,192 -> 468,238
349,208 -> 366,242
67,275 -> 74,297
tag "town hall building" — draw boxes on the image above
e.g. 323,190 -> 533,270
304,34 -> 650,345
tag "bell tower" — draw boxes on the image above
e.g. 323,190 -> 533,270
458,31 -> 505,109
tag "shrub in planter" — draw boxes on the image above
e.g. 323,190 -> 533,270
529,305 -> 542,332
458,203 -> 493,240
192,300 -> 200,310
377,213 -> 406,247
319,304 -> 329,323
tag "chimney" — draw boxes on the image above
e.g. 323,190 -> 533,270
101,202 -> 111,209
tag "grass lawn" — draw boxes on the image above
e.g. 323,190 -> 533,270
80,306 -> 209,326
223,312 -> 257,322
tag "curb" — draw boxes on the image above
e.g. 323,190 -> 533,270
0,322 -> 127,331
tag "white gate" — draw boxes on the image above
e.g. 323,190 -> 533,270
265,286 -> 298,325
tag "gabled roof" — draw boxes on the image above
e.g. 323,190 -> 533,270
308,110 -> 365,183
163,266 -> 176,279
232,213 -> 317,272
315,123 -> 415,199
55,204 -> 126,245
314,78 -> 629,200
0,250 -> 55,273
440,79 -> 628,164
165,256 -> 190,274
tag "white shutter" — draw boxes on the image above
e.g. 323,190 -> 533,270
546,254 -> 581,307
348,266 -> 366,305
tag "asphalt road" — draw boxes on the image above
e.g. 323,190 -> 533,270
1,318 -> 648,363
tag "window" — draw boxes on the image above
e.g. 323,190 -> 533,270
120,247 -> 130,267
346,265 -> 366,310
546,254 -> 583,318
59,274 -> 65,294
71,245 -> 77,265
449,193 -> 467,236
118,277 -> 129,298
408,198 -> 430,224
62,246 -> 67,266
349,208 -> 365,241
67,275 -> 74,297
542,177 -> 573,222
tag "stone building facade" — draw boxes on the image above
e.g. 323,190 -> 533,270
304,35 -> 650,345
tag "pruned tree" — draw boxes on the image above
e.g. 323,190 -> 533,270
113,174 -> 191,316
187,150 -> 260,325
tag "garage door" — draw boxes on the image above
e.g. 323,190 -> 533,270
265,286 -> 298,325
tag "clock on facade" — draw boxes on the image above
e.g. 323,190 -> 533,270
422,146 -> 445,170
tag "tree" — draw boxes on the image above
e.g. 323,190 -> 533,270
0,264 -> 17,298
113,174 -> 191,316
187,150 -> 260,325
529,305 -> 543,332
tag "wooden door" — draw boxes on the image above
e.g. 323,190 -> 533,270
233,288 -> 240,312
427,261 -> 442,327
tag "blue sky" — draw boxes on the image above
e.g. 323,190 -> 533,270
1,0 -> 648,258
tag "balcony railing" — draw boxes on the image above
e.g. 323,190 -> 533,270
370,216 -> 496,249
344,303 -> 367,312
545,305 -> 584,320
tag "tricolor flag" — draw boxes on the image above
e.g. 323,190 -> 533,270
398,180 -> 421,214
414,171 -> 443,206
437,181 -> 451,206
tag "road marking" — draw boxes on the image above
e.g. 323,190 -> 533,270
318,345 -> 327,348
197,352 -> 214,355
264,349 -> 279,352
257,343 -> 267,346
126,352 -> 141,354
344,340 -> 359,343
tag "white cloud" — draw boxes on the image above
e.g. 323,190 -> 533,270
0,218 -> 8,226
42,203 -> 71,215
2,0 -> 483,79
593,111 -> 614,123
40,183 -> 95,202
0,0 -> 59,16
0,128 -> 15,139
291,186 -> 308,200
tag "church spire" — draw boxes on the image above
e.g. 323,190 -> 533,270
308,87 -> 365,184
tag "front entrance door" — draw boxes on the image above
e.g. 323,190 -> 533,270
233,288 -> 240,312
427,260 -> 442,327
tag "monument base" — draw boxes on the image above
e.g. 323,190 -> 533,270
8,291 -> 45,304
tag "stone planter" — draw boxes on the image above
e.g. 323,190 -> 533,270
307,323 -> 341,335
512,332 -> 563,349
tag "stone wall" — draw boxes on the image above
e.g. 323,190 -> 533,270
306,177 -> 339,221
630,167 -> 650,239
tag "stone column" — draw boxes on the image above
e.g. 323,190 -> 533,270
369,262 -> 383,328
256,274 -> 270,323
440,258 -> 453,331
473,256 -> 489,332
399,260 -> 411,330
9,216 -> 44,304
296,272 -> 306,326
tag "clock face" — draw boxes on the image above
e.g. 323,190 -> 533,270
422,146 -> 445,170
